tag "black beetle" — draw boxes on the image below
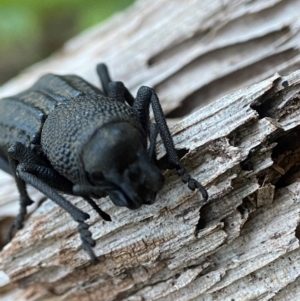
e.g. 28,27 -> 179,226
0,64 -> 208,262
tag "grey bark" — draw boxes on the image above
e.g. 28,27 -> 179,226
1,0 -> 300,300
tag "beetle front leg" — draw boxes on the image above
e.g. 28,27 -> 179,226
148,122 -> 159,162
133,86 -> 208,202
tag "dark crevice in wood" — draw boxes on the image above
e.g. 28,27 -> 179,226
0,216 -> 15,250
295,223 -> 300,241
196,203 -> 210,231
176,148 -> 189,159
237,195 -> 256,215
250,101 -> 273,120
251,87 -> 300,121
227,119 -> 258,148
274,164 -> 300,189
271,128 -> 300,189
240,159 -> 254,172
272,128 -> 300,158
236,202 -> 248,218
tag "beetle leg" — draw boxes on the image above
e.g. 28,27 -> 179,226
33,164 -> 111,221
7,142 -> 66,241
107,81 -> 126,103
15,160 -> 110,221
83,197 -> 111,221
96,63 -> 112,95
6,162 -> 33,241
96,63 -> 134,105
132,86 -> 151,138
16,163 -> 98,263
133,86 -> 208,202
6,142 -> 101,262
148,122 -> 159,162
8,144 -> 110,223
7,144 -> 36,241
7,142 -> 73,193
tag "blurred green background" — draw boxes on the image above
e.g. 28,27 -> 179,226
0,0 -> 135,85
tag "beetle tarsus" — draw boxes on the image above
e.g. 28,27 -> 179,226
78,221 -> 99,264
177,167 -> 208,202
7,204 -> 27,241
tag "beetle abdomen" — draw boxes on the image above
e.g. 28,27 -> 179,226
0,97 -> 45,148
30,74 -> 103,101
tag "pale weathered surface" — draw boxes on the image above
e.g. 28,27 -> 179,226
1,0 -> 300,300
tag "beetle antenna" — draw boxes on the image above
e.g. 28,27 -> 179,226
84,197 -> 111,221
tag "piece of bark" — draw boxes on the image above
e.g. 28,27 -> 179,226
1,0 -> 300,300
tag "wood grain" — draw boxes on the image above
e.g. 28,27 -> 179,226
1,0 -> 300,300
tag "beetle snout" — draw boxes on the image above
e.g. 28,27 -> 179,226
106,167 -> 164,209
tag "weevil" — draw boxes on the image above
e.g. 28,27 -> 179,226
0,64 -> 208,263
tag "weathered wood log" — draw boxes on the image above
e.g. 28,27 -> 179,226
1,0 -> 300,300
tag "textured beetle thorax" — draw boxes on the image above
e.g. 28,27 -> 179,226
41,96 -> 143,184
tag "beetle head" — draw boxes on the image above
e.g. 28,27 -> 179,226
82,122 -> 164,209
